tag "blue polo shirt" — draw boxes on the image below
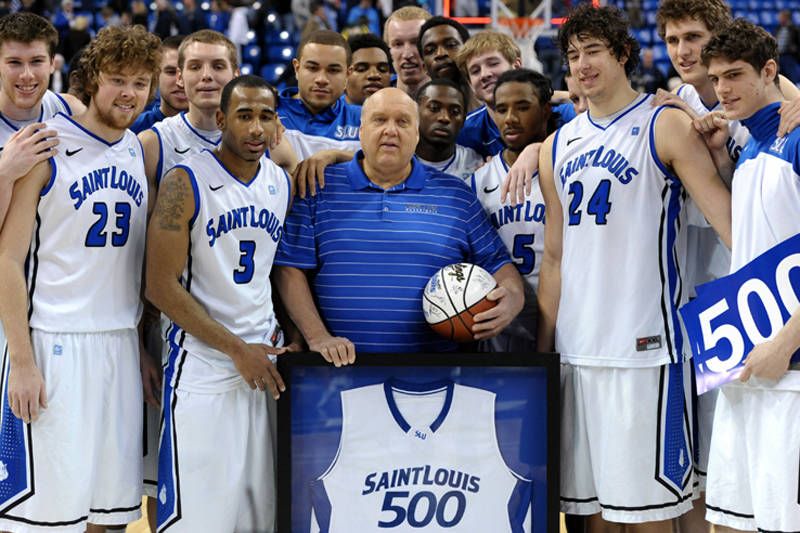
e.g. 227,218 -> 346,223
278,87 -> 362,159
275,153 -> 512,353
458,103 -> 577,157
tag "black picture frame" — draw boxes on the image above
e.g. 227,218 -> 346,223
277,352 -> 560,532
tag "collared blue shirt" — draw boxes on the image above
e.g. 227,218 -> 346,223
130,104 -> 166,134
458,103 -> 577,157
275,152 -> 511,353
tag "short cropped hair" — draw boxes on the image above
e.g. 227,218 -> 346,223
81,25 -> 162,101
0,12 -> 59,58
494,68 -> 553,107
219,74 -> 278,114
701,18 -> 779,85
655,0 -> 731,40
455,31 -> 520,78
298,29 -> 351,65
417,16 -> 470,56
349,33 -> 391,65
414,77 -> 468,108
162,34 -> 185,51
383,6 -> 431,43
178,29 -> 238,71
558,4 -> 640,78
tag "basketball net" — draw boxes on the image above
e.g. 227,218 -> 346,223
497,17 -> 544,72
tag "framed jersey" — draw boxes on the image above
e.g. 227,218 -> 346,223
277,352 -> 560,533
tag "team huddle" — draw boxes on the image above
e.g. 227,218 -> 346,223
0,0 -> 797,531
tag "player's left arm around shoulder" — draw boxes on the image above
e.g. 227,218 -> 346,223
655,107 -> 732,248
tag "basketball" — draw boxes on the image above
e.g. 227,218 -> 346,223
422,263 -> 498,342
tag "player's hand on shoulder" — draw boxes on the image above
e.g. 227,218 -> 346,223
471,284 -> 524,341
232,343 -> 287,399
8,359 -> 47,423
293,150 -> 353,198
740,338 -> 794,382
308,335 -> 356,367
501,142 -> 541,206
0,123 -> 59,185
692,110 -> 729,152
651,88 -> 698,119
778,96 -> 800,137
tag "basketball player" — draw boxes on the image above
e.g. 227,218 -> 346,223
537,5 -> 731,530
274,87 -> 523,365
564,70 -> 588,114
345,33 -> 391,106
418,17 -> 470,84
455,31 -> 575,158
281,30 -> 361,160
696,20 -> 800,532
131,35 -> 188,134
0,12 -> 86,229
0,24 -> 160,532
472,69 -> 551,353
147,75 -> 290,533
383,6 -> 431,97
414,78 -> 482,181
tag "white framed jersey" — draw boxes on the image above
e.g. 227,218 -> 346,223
150,112 -> 220,186
0,90 -> 72,148
551,94 -> 688,367
164,149 -> 291,393
417,144 -> 484,182
310,379 -> 533,532
27,112 -> 147,333
472,155 -> 544,346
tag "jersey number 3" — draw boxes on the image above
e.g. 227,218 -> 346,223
234,240 -> 256,284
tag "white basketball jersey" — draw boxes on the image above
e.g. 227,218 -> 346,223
166,149 -> 290,392
552,94 -> 687,367
151,112 -> 220,185
27,113 -> 147,332
310,380 -> 532,532
283,129 -> 361,161
0,90 -> 71,147
418,145 -> 484,182
675,83 -> 743,291
472,155 -> 543,346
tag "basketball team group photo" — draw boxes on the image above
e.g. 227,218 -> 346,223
0,0 -> 797,530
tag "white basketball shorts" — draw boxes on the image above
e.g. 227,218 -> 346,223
560,361 -> 696,523
706,372 -> 800,531
0,329 -> 143,532
156,343 -> 277,532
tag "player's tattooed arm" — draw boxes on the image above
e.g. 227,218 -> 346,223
273,266 -> 356,366
146,168 -> 286,397
535,133 -> 562,353
655,107 -> 732,249
0,161 -> 52,423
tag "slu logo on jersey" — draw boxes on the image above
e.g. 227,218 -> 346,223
335,125 -> 359,140
0,461 -> 8,482
490,201 -> 544,229
631,127 -> 640,136
559,145 -> 640,186
128,147 -> 136,158
413,430 -> 427,440
159,485 -> 167,505
206,205 -> 284,247
68,165 -> 146,209
770,136 -> 789,155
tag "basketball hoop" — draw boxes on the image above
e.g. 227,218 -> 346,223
497,16 -> 542,39
497,17 -> 544,71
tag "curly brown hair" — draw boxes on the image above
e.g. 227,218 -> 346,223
701,18 -> 779,86
558,4 -> 640,78
0,13 -> 58,58
81,25 -> 162,102
655,0 -> 731,40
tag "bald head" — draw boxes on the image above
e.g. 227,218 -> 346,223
359,87 -> 420,185
362,87 -> 418,121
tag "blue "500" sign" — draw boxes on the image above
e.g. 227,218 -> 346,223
680,234 -> 800,394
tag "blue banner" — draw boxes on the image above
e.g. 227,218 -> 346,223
680,233 -> 800,394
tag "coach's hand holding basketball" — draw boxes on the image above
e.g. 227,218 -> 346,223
471,283 -> 524,340
232,342 -> 287,399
